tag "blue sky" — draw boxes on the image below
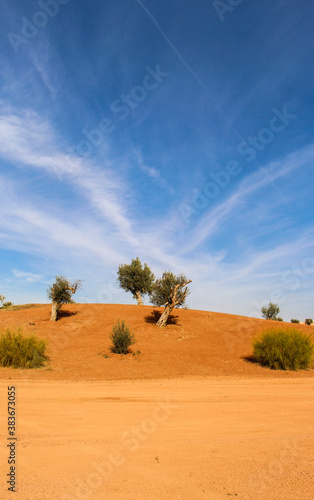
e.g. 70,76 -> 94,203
1,0 -> 314,321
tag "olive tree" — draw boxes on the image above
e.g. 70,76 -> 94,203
117,257 -> 155,305
149,271 -> 192,327
47,276 -> 81,321
261,302 -> 282,321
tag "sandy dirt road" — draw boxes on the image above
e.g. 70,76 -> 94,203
0,377 -> 313,500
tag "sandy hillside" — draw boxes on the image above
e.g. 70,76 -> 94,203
0,303 -> 313,380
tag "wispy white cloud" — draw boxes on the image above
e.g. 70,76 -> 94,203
12,269 -> 43,283
183,143 -> 314,253
28,48 -> 58,98
0,104 -> 193,267
0,105 -> 139,245
133,148 -> 172,191
0,175 -> 127,265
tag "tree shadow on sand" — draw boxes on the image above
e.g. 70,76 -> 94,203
241,355 -> 260,366
144,309 -> 179,325
58,310 -> 78,319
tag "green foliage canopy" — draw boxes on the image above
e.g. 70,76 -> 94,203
149,271 -> 190,308
47,275 -> 81,304
261,302 -> 281,320
117,258 -> 155,298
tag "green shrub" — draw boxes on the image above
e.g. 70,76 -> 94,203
276,317 -> 283,321
110,320 -> 135,354
253,328 -> 314,370
0,328 -> 48,369
3,301 -> 13,307
305,318 -> 313,326
291,319 -> 300,323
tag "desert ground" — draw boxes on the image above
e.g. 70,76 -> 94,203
0,304 -> 313,499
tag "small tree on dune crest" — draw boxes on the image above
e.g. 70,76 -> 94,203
261,302 -> 282,321
47,276 -> 81,321
117,257 -> 155,305
149,271 -> 192,327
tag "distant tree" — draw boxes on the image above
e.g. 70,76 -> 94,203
305,318 -> 313,326
0,296 -> 12,307
261,302 -> 281,321
149,271 -> 192,327
117,257 -> 155,305
47,276 -> 81,321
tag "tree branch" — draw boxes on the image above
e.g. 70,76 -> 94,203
156,282 -> 170,303
66,280 -> 81,294
172,280 -> 192,306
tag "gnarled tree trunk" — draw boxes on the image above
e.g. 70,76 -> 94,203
156,304 -> 173,327
156,279 -> 192,328
50,300 -> 61,321
134,290 -> 143,306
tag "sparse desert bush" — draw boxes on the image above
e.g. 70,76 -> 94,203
3,301 -> 13,307
0,328 -> 48,369
305,318 -> 313,326
275,317 -> 283,321
291,319 -> 300,323
110,320 -> 136,354
253,328 -> 314,370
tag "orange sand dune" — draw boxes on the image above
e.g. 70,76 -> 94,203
0,303 -> 313,380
